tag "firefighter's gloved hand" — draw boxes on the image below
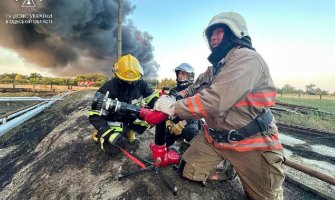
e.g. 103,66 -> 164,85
139,108 -> 167,125
171,120 -> 187,136
154,95 -> 176,116
166,120 -> 175,131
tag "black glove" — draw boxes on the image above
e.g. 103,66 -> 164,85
118,102 -> 141,116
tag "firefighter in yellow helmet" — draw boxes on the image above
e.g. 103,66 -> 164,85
88,54 -> 159,156
114,54 -> 144,82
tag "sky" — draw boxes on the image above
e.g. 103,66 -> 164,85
127,0 -> 335,92
0,0 -> 334,92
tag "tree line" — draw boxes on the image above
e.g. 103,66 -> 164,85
0,73 -> 181,89
277,83 -> 332,95
0,73 -> 108,87
3,73 -> 329,95
0,73 -> 177,89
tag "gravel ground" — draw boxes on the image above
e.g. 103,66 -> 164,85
280,130 -> 335,199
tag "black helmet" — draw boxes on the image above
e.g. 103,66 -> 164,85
175,63 -> 195,89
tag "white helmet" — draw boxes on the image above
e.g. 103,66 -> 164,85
175,63 -> 195,88
205,12 -> 249,41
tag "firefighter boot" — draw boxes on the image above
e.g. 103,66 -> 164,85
127,130 -> 140,152
149,143 -> 180,167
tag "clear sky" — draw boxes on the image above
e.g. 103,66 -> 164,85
128,0 -> 335,92
1,0 -> 334,92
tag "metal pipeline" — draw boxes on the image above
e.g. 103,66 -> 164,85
0,93 -> 68,136
0,102 -> 46,124
284,159 -> 335,186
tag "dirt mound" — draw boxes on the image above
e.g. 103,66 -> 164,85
0,90 -> 247,199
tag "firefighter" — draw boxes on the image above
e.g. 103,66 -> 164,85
148,63 -> 200,167
88,54 -> 159,156
154,12 -> 285,199
165,63 -> 200,147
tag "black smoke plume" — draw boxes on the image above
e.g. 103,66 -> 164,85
0,0 -> 159,78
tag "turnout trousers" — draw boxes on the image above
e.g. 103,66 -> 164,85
182,132 -> 285,200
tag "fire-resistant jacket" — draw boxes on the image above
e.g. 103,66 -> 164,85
88,78 -> 159,132
174,47 -> 282,152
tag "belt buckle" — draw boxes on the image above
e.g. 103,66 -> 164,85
227,129 -> 242,142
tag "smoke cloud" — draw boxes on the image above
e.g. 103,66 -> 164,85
0,0 -> 159,78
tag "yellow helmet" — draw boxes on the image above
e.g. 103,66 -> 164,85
114,54 -> 144,81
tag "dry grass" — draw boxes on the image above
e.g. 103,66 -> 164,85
275,96 -> 335,132
276,97 -> 335,113
278,93 -> 335,100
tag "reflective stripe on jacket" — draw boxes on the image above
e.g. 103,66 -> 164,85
174,47 -> 282,151
202,123 -> 282,152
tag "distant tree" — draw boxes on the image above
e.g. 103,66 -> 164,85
157,78 -> 176,89
74,75 -> 86,82
280,84 -> 297,94
41,77 -> 53,85
74,73 -> 108,87
296,89 -> 305,94
0,73 -> 16,83
29,73 -> 42,84
305,83 -> 323,95
14,74 -> 27,84
276,87 -> 282,93
64,78 -> 75,86
94,79 -> 108,87
146,79 -> 159,89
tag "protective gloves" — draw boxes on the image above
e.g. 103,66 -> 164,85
166,120 -> 175,132
154,95 -> 176,116
170,120 -> 187,135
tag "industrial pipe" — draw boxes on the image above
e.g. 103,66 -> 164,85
284,159 -> 335,186
0,93 -> 68,136
0,102 -> 46,124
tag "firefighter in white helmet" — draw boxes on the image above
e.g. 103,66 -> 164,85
163,63 -> 201,147
154,12 -> 284,199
